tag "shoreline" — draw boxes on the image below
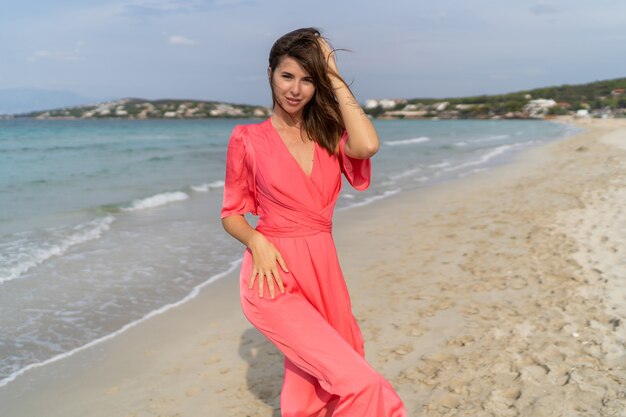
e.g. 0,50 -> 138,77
1,117 -> 625,416
0,118 -> 576,389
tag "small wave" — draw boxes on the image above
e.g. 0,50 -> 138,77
190,181 -> 225,192
455,141 -> 468,147
389,167 -> 422,181
147,155 -> 174,162
0,259 -> 242,389
427,161 -> 451,169
122,191 -> 189,212
337,189 -> 402,211
443,144 -> 521,173
25,179 -> 49,185
384,137 -> 430,146
0,216 -> 115,285
473,134 -> 510,143
458,167 -> 488,178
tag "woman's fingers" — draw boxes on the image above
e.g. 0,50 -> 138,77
258,273 -> 265,298
276,253 -> 289,273
249,271 -> 257,290
250,269 -> 285,299
249,243 -> 288,299
266,273 -> 275,299
273,270 -> 285,295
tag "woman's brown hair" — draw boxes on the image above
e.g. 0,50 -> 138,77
268,27 -> 350,155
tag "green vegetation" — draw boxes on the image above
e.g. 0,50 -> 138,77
18,98 -> 271,120
365,77 -> 626,119
14,76 -> 626,120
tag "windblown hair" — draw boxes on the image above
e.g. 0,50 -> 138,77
268,27 -> 349,155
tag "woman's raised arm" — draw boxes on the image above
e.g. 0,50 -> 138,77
318,37 -> 380,159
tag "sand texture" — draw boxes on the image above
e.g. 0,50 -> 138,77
1,118 -> 625,417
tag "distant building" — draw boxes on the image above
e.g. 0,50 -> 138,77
575,109 -> 590,118
523,98 -> 556,118
432,102 -> 449,112
363,98 -> 405,110
364,99 -> 379,109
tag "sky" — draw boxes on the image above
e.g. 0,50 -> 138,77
1,0 -> 625,106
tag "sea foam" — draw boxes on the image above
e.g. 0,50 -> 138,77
443,143 -> 525,172
0,259 -> 242,388
0,216 -> 115,285
384,137 -> 430,146
190,180 -> 225,192
122,191 -> 189,212
337,188 -> 402,211
473,134 -> 511,143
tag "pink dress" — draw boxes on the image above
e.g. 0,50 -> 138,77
221,118 -> 406,417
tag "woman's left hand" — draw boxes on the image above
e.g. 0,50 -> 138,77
317,36 -> 339,76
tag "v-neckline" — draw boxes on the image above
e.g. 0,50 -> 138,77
268,118 -> 316,180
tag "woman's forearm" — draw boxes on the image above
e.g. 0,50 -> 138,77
317,37 -> 379,159
221,215 -> 261,248
331,79 -> 380,159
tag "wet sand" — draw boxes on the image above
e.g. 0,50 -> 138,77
1,118 -> 625,417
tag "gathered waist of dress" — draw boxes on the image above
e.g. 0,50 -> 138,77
256,220 -> 332,238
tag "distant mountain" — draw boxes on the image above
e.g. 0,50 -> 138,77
0,88 -> 99,115
19,98 -> 271,119
365,77 -> 626,119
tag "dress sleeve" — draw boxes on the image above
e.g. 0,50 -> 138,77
221,125 -> 257,218
338,130 -> 372,191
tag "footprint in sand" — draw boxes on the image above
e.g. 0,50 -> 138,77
186,386 -> 201,397
392,344 -> 414,357
203,356 -> 221,365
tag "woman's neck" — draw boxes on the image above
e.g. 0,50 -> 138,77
271,106 -> 303,129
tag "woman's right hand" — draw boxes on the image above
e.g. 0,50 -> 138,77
247,232 -> 288,299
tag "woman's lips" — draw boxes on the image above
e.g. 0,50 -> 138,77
286,97 -> 301,105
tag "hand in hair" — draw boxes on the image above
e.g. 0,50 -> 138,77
317,37 -> 340,80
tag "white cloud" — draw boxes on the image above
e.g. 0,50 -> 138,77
168,35 -> 198,45
27,49 -> 81,62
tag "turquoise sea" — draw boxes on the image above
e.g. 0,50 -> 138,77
0,117 -> 580,388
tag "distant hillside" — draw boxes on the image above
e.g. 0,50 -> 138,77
6,77 -> 626,121
16,98 -> 270,119
365,77 -> 626,119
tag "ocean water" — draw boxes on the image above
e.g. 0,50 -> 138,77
0,117 -> 580,388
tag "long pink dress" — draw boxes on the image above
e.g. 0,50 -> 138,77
221,118 -> 406,417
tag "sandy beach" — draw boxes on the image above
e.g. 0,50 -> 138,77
1,117 -> 625,417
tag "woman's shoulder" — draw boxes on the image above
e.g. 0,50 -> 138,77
228,118 -> 272,156
231,118 -> 271,138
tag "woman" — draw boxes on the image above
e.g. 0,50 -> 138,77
221,27 -> 407,417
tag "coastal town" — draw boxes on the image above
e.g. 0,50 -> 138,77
17,98 -> 271,120
364,89 -> 625,120
7,78 -> 626,120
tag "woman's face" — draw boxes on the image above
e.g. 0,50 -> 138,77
270,56 -> 316,117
